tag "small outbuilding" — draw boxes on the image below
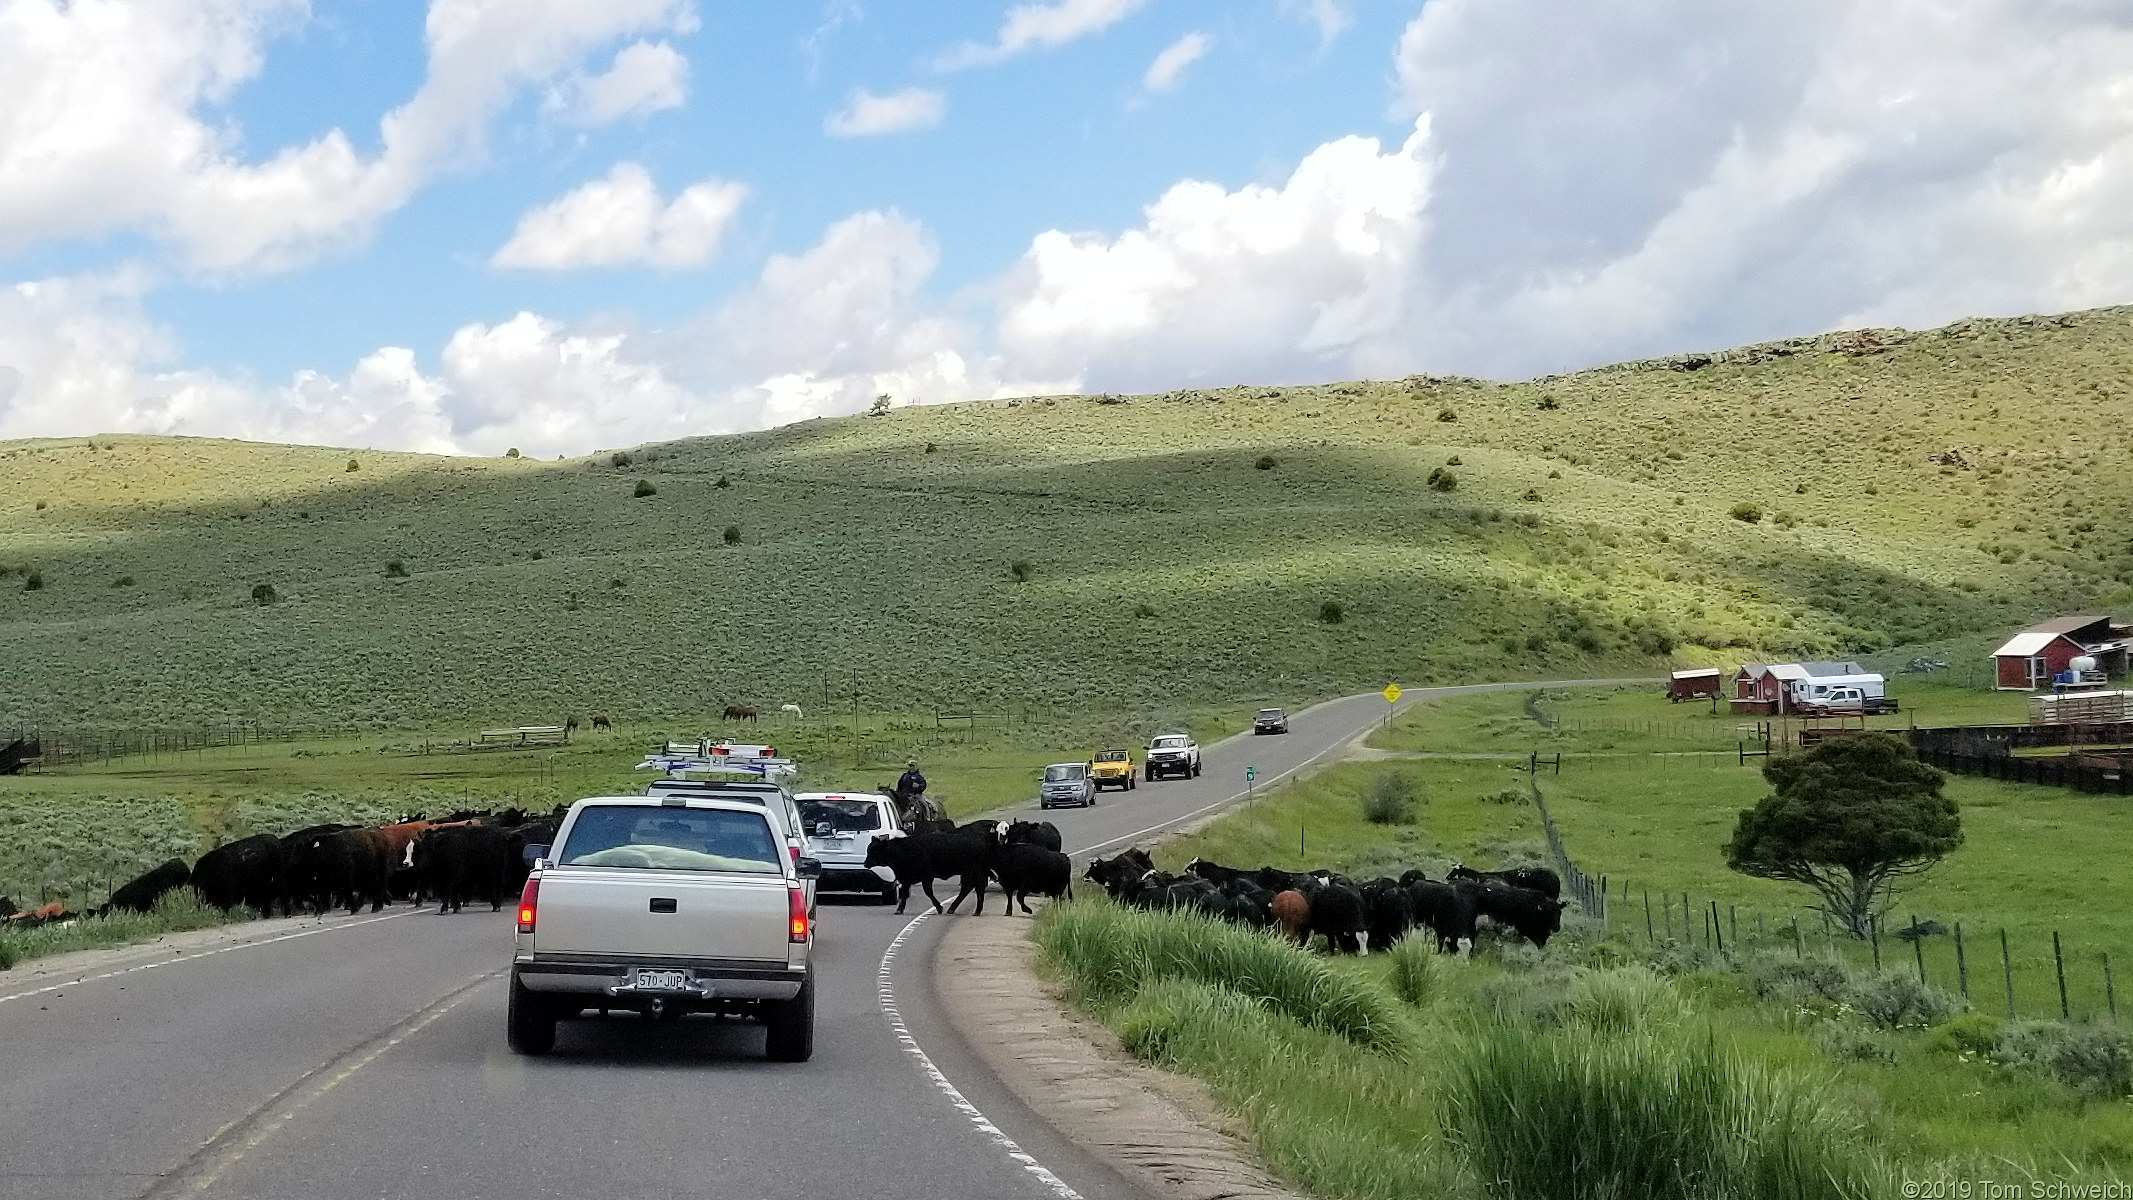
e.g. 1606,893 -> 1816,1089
1667,668 -> 1722,702
1992,615 -> 2132,691
1730,660 -> 1867,714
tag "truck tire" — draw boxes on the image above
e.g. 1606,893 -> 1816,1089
764,972 -> 815,1062
507,973 -> 557,1056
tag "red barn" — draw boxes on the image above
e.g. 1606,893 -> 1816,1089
1992,615 -> 2132,690
1730,661 -> 1867,714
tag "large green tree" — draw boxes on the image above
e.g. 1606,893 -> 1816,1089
1724,732 -> 1962,937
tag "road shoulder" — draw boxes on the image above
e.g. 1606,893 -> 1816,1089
934,913 -> 1305,1200
0,910 -> 394,994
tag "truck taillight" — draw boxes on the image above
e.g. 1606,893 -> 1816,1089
517,877 -> 539,933
789,844 -> 801,868
788,885 -> 809,942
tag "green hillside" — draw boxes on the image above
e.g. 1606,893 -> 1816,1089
2,308 -> 2129,727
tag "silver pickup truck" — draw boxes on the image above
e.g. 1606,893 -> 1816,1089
508,795 -> 819,1061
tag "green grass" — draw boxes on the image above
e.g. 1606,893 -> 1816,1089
0,890 -> 244,968
5,307 -> 2132,728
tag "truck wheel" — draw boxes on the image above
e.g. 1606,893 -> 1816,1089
764,972 -> 815,1062
507,974 -> 557,1056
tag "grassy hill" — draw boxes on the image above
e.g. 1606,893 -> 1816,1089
2,307 -> 2129,727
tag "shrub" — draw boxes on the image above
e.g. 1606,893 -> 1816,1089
1319,600 -> 1344,624
1482,786 -> 1528,806
250,583 -> 278,605
529,550 -> 543,560
1009,560 -> 1032,582
505,447 -> 520,458
1387,935 -> 1440,1005
1925,1013 -> 2003,1056
1773,510 -> 1798,529
1363,772 -> 1418,824
1035,901 -> 1410,1053
110,575 -> 134,587
610,451 -> 633,467
714,474 -> 730,488
384,560 -> 409,578
1547,468 -> 1561,479
1437,407 -> 1457,421
925,442 -> 939,454
1440,1027 -> 1873,1200
345,458 -> 359,472
1993,1021 -> 2133,1097
723,525 -> 742,545
1446,455 -> 1462,465
1729,502 -> 1763,523
1254,454 -> 1277,470
24,571 -> 43,591
1849,970 -> 1963,1030
1566,967 -> 1683,1036
1814,1021 -> 1896,1065
1426,467 -> 1458,492
34,499 -> 46,510
1745,952 -> 1851,1004
1536,395 -> 1560,410
1522,488 -> 1543,502
633,480 -> 657,498
1133,602 -> 1157,618
1116,978 -> 1269,1064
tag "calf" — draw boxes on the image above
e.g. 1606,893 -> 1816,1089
864,826 -> 996,915
1448,864 -> 1561,901
101,859 -> 192,916
989,843 -> 1072,915
1002,820 -> 1062,852
1460,881 -> 1566,947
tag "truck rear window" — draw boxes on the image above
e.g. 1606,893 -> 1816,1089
558,807 -> 783,873
800,799 -> 884,834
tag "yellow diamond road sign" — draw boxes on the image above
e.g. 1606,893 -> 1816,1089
1382,684 -> 1402,704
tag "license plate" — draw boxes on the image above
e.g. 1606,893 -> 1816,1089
635,969 -> 689,992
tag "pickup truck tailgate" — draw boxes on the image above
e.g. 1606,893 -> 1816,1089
534,867 -> 793,962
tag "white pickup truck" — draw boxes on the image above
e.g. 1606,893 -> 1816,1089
508,795 -> 819,1061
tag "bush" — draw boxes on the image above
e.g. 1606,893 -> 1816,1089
1993,1021 -> 2133,1097
633,480 -> 657,498
250,583 -> 278,606
1446,455 -> 1462,465
610,451 -> 633,467
24,571 -> 43,591
1387,935 -> 1440,1005
1745,952 -> 1851,1004
33,499 -> 46,510
1008,559 -> 1032,582
1319,600 -> 1344,624
110,575 -> 134,587
1440,1027 -> 1873,1200
1362,772 -> 1418,824
1729,502 -> 1763,523
1254,454 -> 1277,470
723,525 -> 742,545
1925,1013 -> 2003,1056
1436,407 -> 1457,421
345,458 -> 359,472
505,447 -> 520,458
925,442 -> 939,454
1566,967 -> 1683,1036
1426,467 -> 1458,492
1116,978 -> 1269,1064
1035,901 -> 1410,1053
1849,970 -> 1963,1030
1536,395 -> 1560,410
1133,602 -> 1157,618
1522,488 -> 1543,502
1814,1021 -> 1896,1065
384,560 -> 409,578
714,474 -> 730,488
1483,786 -> 1528,806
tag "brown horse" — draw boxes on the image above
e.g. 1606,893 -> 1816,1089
723,705 -> 758,722
563,716 -> 580,738
590,714 -> 613,732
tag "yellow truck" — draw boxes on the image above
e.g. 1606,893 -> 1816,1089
1089,749 -> 1138,792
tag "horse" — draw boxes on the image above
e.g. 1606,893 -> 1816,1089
724,705 -> 758,722
563,716 -> 580,739
779,703 -> 804,720
590,714 -> 613,732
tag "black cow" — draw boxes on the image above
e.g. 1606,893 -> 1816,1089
101,859 -> 192,916
1002,820 -> 1062,852
312,828 -> 393,914
1360,877 -> 1414,951
1406,881 -> 1476,952
1083,848 -> 1154,898
279,824 -> 355,914
0,895 -> 15,919
1302,876 -> 1365,954
193,834 -> 286,915
413,824 -> 515,914
989,843 -> 1072,914
1448,864 -> 1561,901
1459,881 -> 1566,947
1127,874 -> 1220,914
864,826 -> 996,915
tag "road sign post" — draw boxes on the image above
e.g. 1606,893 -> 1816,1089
1382,683 -> 1402,729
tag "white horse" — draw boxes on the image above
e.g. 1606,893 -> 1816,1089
779,703 -> 804,720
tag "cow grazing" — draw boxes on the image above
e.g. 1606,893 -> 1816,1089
1270,890 -> 1310,944
1302,876 -> 1365,954
1002,820 -> 1062,852
1448,864 -> 1561,901
1406,881 -> 1477,953
1459,881 -> 1566,947
1084,849 -> 1155,898
193,835 -> 286,915
1360,878 -> 1414,952
989,843 -> 1072,915
412,824 -> 515,914
864,825 -> 997,915
102,859 -> 192,916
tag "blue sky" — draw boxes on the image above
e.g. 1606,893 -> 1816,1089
4,0 -> 2132,456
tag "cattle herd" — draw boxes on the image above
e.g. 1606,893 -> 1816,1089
1082,849 -> 1568,953
0,807 -> 564,933
863,818 -> 1073,916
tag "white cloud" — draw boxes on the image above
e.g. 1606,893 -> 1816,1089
1281,0 -> 1348,45
824,87 -> 946,137
936,0 -> 1147,70
1141,32 -> 1208,93
491,163 -> 746,270
543,39 -> 689,126
0,0 -> 697,273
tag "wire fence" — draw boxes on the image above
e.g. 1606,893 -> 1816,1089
4,724 -> 365,771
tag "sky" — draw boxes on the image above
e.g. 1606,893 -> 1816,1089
3,0 -> 2133,458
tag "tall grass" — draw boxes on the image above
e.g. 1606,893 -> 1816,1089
0,890 -> 247,968
1440,1027 -> 1878,1200
1035,900 -> 1411,1053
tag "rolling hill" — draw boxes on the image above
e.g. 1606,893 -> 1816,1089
2,307 -> 2129,728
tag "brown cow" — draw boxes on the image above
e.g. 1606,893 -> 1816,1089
1271,890 -> 1311,945
724,705 -> 758,722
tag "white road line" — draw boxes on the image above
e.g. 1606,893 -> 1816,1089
878,911 -> 1085,1200
0,910 -> 418,1006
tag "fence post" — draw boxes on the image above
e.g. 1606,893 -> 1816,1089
2054,931 -> 2071,1020
1955,923 -> 1969,1001
1729,904 -> 1737,947
1644,889 -> 1653,942
2001,929 -> 2016,1019
1662,894 -> 1672,940
1912,914 -> 1927,985
1870,916 -> 1881,972
1711,901 -> 1724,953
1790,915 -> 1802,957
1682,893 -> 1691,943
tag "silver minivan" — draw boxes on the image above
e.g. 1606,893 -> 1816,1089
1038,762 -> 1096,809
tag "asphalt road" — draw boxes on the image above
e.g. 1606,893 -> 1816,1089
0,681 -> 1616,1200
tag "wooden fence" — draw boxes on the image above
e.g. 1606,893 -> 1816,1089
1909,724 -> 2133,795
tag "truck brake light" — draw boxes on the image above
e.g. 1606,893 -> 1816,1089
517,877 -> 539,933
788,885 -> 809,942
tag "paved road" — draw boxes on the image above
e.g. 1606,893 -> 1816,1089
0,681 -> 1621,1200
